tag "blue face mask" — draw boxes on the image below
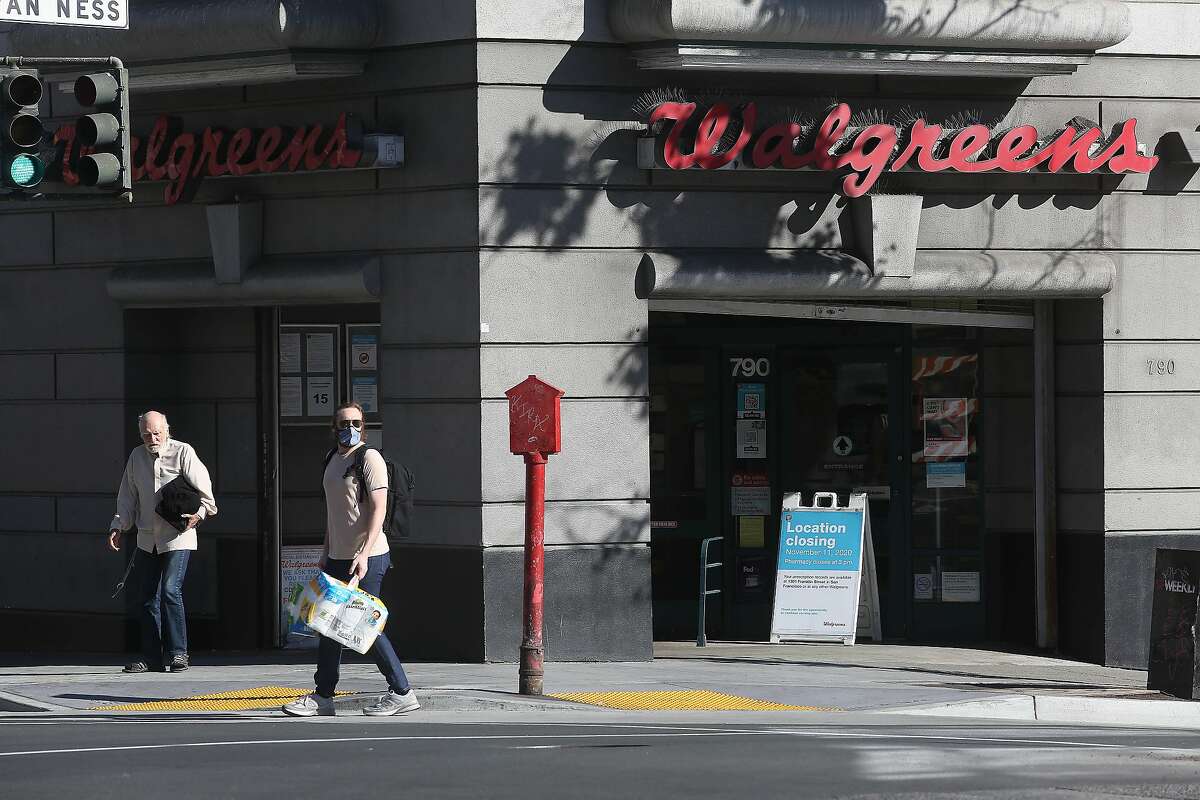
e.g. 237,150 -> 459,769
337,425 -> 362,448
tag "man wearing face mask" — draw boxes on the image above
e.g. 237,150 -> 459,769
108,410 -> 218,674
283,401 -> 417,717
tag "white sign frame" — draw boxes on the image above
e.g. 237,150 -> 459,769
0,0 -> 129,29
769,492 -> 882,646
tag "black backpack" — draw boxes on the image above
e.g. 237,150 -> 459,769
323,446 -> 415,538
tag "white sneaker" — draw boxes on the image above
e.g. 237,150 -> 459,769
363,689 -> 420,716
281,692 -> 335,717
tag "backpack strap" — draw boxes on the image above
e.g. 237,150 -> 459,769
345,446 -> 374,502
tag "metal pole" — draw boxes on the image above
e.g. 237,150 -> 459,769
519,451 -> 547,695
698,539 -> 710,647
1034,301 -> 1059,649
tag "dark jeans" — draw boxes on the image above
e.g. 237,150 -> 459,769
138,547 -> 191,666
315,553 -> 411,698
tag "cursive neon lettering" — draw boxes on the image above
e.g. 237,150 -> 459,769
945,125 -> 994,173
652,100 -> 1158,195
837,124 -> 897,198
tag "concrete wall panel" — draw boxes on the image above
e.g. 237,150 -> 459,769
56,353 -> 123,400
1106,2 -> 1200,56
1060,491 -> 1104,532
479,251 -> 647,344
0,268 -> 123,351
400,503 -> 482,548
1104,341 -> 1200,392
1105,531 -> 1200,668
482,544 -> 653,662
1105,254 -> 1200,340
481,499 -> 650,546
1057,344 -> 1103,395
1101,98 -> 1200,193
379,89 -> 480,190
1104,193 -> 1200,250
1106,489 -> 1200,531
179,353 -> 257,401
477,0 -> 613,43
264,190 -> 479,255
55,205 -> 210,265
198,496 -> 258,536
1058,397 -> 1104,492
480,187 -> 848,250
0,534 -> 130,613
478,41 -> 642,88
217,402 -> 258,495
0,355 -> 54,400
380,253 -> 481,346
480,398 -> 648,502
376,0 -> 475,47
0,213 -> 52,267
984,491 -> 1033,531
983,397 -> 1034,492
380,346 -> 481,399
0,404 -> 125,494
1104,394 -> 1200,489
479,87 -> 649,186
0,497 -> 54,532
380,401 -> 482,505
480,344 -> 647,398
919,195 -> 1105,250
57,495 -> 117,534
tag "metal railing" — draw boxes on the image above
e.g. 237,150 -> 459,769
696,535 -> 723,647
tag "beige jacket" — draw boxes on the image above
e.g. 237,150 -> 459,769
110,439 -> 218,553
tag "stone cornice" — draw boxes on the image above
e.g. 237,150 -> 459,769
610,0 -> 1131,53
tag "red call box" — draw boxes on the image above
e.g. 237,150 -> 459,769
505,375 -> 564,455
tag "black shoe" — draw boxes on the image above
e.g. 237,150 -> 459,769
122,661 -> 163,674
168,653 -> 190,672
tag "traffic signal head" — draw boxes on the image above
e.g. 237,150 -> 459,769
73,70 -> 130,190
1,69 -> 45,190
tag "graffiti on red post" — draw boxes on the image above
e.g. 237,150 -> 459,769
51,112 -> 364,204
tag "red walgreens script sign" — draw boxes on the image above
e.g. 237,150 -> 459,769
650,102 -> 1158,198
51,112 -> 363,204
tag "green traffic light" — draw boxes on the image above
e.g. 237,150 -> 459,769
6,153 -> 44,188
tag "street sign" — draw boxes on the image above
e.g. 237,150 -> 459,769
1,1 -> 128,29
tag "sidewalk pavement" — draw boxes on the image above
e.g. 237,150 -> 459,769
0,641 -> 1194,728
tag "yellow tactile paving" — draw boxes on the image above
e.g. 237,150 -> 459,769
549,690 -> 839,712
92,686 -> 350,712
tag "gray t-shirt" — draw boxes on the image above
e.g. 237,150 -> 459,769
323,445 -> 390,560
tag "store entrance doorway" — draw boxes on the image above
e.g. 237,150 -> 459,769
649,313 -> 991,646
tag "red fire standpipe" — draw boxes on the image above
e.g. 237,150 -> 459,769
519,451 -> 548,695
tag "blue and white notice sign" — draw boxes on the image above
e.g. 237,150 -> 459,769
770,493 -> 875,644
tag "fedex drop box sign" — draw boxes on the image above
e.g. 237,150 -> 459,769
770,508 -> 865,643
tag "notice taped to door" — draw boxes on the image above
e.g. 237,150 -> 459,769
770,492 -> 881,645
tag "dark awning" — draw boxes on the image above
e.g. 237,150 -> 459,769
108,256 -> 380,307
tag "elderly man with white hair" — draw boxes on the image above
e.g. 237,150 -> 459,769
108,410 -> 217,674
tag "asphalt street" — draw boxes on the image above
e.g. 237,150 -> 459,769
2,714 -> 1199,799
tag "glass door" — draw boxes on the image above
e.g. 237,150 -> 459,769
779,347 -> 909,639
649,347 -> 722,640
909,338 -> 985,640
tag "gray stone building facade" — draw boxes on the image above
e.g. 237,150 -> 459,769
0,1 -> 1195,667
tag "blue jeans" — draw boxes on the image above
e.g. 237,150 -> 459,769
137,547 -> 191,666
315,553 -> 411,698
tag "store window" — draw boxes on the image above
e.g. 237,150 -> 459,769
910,327 -> 983,605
